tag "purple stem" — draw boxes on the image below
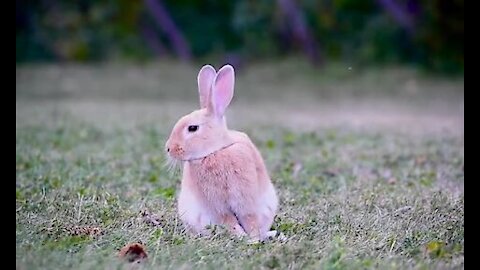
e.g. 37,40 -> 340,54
144,0 -> 191,61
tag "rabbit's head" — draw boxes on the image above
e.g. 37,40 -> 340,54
165,64 -> 235,161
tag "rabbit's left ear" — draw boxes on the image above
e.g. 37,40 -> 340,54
197,65 -> 216,109
210,65 -> 234,118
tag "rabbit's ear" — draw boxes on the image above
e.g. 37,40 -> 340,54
197,65 -> 216,109
210,65 -> 235,118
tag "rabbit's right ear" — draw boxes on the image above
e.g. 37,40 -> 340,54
210,65 -> 235,118
197,65 -> 216,109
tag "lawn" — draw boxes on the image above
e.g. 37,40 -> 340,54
16,59 -> 464,269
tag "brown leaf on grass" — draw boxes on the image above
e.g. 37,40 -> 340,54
415,155 -> 428,165
118,243 -> 148,263
387,177 -> 397,185
323,168 -> 339,177
140,209 -> 162,226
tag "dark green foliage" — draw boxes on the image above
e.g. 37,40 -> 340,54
16,0 -> 463,73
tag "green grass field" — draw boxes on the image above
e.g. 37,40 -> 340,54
16,60 -> 464,269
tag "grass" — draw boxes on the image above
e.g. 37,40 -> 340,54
16,59 -> 464,269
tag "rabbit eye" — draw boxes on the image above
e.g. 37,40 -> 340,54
188,125 -> 199,132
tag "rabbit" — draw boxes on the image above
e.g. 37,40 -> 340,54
165,64 -> 278,241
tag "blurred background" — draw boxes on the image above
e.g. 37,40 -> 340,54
16,0 -> 464,134
16,0 -> 463,73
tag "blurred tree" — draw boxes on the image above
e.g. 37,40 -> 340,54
377,0 -> 415,32
145,0 -> 191,61
277,0 -> 322,66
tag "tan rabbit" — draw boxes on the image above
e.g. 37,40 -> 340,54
165,64 -> 278,241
